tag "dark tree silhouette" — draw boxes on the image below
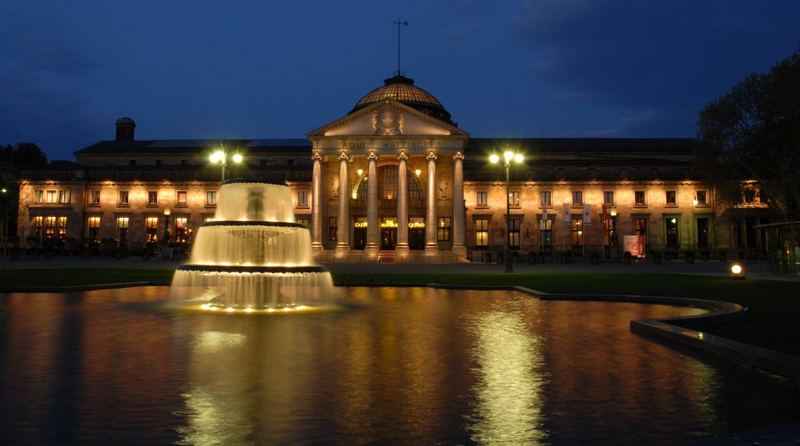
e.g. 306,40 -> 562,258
1,143 -> 49,242
697,49 -> 800,220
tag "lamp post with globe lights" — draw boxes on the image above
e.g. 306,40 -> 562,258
208,146 -> 244,183
1,187 -> 7,268
489,150 -> 525,273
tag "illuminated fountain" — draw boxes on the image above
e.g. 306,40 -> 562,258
171,181 -> 335,311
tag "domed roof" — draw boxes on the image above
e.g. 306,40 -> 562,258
351,75 -> 453,125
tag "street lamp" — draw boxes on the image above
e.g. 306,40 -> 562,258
1,187 -> 7,268
208,146 -> 244,183
489,149 -> 524,273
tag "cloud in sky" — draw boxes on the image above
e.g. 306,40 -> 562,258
0,0 -> 798,158
508,0 -> 800,134
0,4 -> 102,156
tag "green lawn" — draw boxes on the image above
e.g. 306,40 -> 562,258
334,272 -> 800,357
1,268 -> 798,357
0,268 -> 174,287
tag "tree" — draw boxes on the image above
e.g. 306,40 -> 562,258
697,49 -> 800,220
0,143 -> 48,244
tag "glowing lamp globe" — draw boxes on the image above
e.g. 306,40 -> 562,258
209,150 -> 225,164
489,153 -> 500,164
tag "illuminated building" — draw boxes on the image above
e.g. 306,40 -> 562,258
17,75 -> 769,261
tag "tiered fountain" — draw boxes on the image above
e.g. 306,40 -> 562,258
171,181 -> 335,312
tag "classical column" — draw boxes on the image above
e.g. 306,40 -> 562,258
335,150 -> 350,254
311,151 -> 323,251
365,151 -> 379,256
396,151 -> 409,257
424,150 -> 438,254
452,151 -> 466,259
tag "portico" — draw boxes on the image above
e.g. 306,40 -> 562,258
307,88 -> 469,261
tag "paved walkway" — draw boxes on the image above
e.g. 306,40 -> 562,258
2,256 -> 799,282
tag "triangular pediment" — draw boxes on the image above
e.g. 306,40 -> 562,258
307,100 -> 468,138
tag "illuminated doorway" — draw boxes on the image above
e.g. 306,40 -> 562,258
380,217 -> 397,250
353,217 -> 367,250
409,217 -> 425,250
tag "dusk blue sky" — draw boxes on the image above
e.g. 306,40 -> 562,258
1,0 -> 799,160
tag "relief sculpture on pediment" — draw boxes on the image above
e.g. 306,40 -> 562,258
372,107 -> 404,136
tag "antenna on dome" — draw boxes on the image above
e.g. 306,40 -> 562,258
393,19 -> 409,76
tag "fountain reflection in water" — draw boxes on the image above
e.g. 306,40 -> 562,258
171,181 -> 336,310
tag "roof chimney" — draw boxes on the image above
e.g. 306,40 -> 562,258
115,117 -> 136,142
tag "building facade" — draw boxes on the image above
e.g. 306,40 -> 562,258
17,75 -> 771,261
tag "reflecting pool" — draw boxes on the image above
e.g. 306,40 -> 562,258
0,286 -> 797,445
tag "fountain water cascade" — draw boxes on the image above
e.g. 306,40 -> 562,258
171,181 -> 336,310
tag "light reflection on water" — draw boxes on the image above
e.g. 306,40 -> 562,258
467,309 -> 545,445
0,286 -> 798,445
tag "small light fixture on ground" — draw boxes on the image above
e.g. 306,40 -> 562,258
730,262 -> 746,280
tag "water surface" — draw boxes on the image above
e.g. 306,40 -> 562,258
0,286 -> 797,445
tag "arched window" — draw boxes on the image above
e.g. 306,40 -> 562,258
379,165 -> 397,200
354,165 -> 424,206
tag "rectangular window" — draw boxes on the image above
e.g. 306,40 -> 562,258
695,190 -> 707,206
539,216 -> 553,248
176,191 -> 187,207
571,217 -> 584,247
437,217 -> 451,242
634,217 -> 648,239
34,189 -> 43,203
603,191 -> 615,206
571,191 -> 583,206
635,190 -> 646,207
666,190 -> 677,206
32,216 -> 43,240
665,217 -> 679,248
477,191 -> 488,207
603,216 -> 617,246
206,191 -> 217,206
56,216 -> 67,239
475,217 -> 489,247
296,216 -> 310,227
328,217 -> 337,241
58,190 -> 70,204
174,217 -> 189,243
118,191 -> 129,206
147,191 -> 158,206
145,216 -> 159,243
508,217 -> 521,249
44,216 -> 56,239
89,190 -> 101,205
298,190 -> 309,208
742,185 -> 758,204
46,190 -> 57,203
117,216 -> 129,242
508,191 -> 520,207
87,216 -> 101,241
540,191 -> 552,207
697,217 -> 709,249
